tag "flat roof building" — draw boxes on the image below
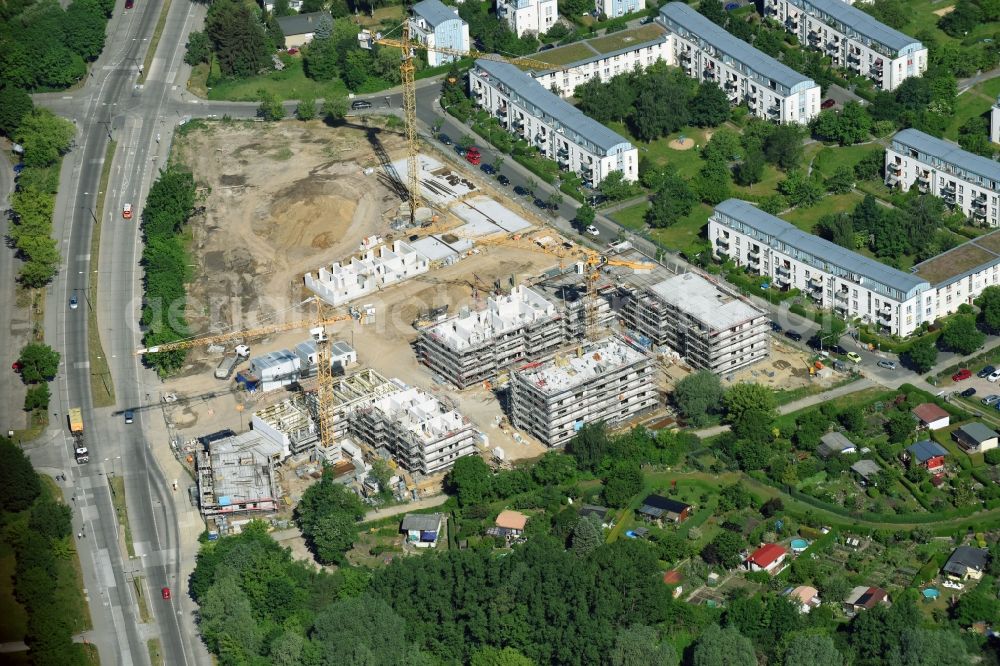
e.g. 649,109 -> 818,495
510,335 -> 657,447
708,199 -> 932,336
195,431 -> 282,517
621,272 -> 769,374
658,3 -> 821,124
469,59 -> 639,186
887,129 -> 1000,228
762,0 -> 926,90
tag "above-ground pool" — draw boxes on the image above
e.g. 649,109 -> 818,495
923,588 -> 940,599
790,538 -> 810,552
724,2 -> 741,9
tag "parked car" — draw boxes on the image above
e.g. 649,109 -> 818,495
952,368 -> 973,382
847,352 -> 863,363
960,387 -> 977,398
513,185 -> 529,196
497,174 -> 510,186
481,163 -> 496,175
769,320 -> 783,333
978,365 -> 996,378
982,394 -> 1000,406
821,98 -> 836,109
988,368 -> 1000,383
438,133 -> 452,145
831,345 -> 848,355
124,0 -> 134,8
533,198 -> 547,209
876,359 -> 896,370
287,47 -> 299,55
124,410 -> 134,424
784,330 -> 803,342
12,360 -> 23,373
350,100 -> 372,110
585,225 -> 600,236
539,43 -> 555,51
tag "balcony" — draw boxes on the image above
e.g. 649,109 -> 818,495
725,79 -> 738,91
765,4 -> 778,15
775,273 -> 791,286
512,118 -> 524,129
580,163 -> 593,174
847,52 -> 860,65
775,264 -> 790,276
834,290 -> 848,303
808,288 -> 823,302
747,249 -> 760,262
679,50 -> 692,62
870,66 -> 884,78
716,236 -> 730,248
872,59 -> 883,70
973,197 -> 987,210
887,162 -> 901,174
497,106 -> 508,117
885,174 -> 899,186
536,132 -> 547,144
826,40 -> 839,51
809,275 -> 824,290
768,105 -> 781,117
974,208 -> 988,219
786,17 -> 798,29
704,68 -> 716,79
808,31 -> 820,43
556,147 -> 569,158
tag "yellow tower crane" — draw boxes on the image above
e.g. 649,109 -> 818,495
360,25 -> 555,226
136,301 -> 354,451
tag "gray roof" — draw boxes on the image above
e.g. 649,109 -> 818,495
400,512 -> 443,532
791,0 -> 922,53
473,59 -> 633,153
817,431 -> 856,457
276,11 -> 330,37
892,128 -> 1000,188
412,0 -> 461,27
944,546 -> 989,575
649,273 -> 764,331
906,439 -> 949,463
331,340 -> 355,355
713,199 -> 929,298
250,348 -> 298,372
851,459 -> 882,479
658,3 -> 815,92
956,422 -> 999,445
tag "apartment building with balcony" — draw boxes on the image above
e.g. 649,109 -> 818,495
596,0 -> 644,19
886,129 -> 1000,228
620,272 -> 770,374
912,229 -> 1000,319
761,0 -> 926,91
657,3 -> 821,124
509,336 -> 657,447
497,0 -> 558,37
469,59 -> 639,185
408,0 -> 470,67
708,199 -> 932,336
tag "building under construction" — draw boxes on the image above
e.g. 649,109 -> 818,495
416,284 -> 566,388
620,273 -> 770,374
349,386 -> 483,475
195,431 -> 282,517
510,335 -> 658,448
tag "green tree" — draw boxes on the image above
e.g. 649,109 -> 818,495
0,438 -> 42,512
732,408 -> 775,446
693,156 -> 731,205
184,30 -> 212,66
701,531 -> 746,570
312,595 -> 422,665
0,86 -> 34,137
257,89 -> 284,121
816,213 -> 854,249
903,337 -> 938,373
574,203 -> 595,228
764,124 -> 804,170
783,633 -> 843,666
940,314 -> 985,355
205,0 -> 270,78
296,95 -> 316,120
778,170 -> 823,207
673,370 -> 725,427
723,382 -> 776,424
570,514 -> 603,557
17,343 -> 60,383
734,150 -> 765,187
471,646 -> 535,666
690,82 -> 730,127
63,0 -> 107,60
15,108 -> 75,168
718,483 -> 755,512
322,93 -> 348,121
646,168 -> 696,228
29,498 -> 72,542
23,383 -> 50,411
693,624 -> 756,666
567,422 -> 609,472
838,406 -> 864,433
265,12 -> 284,50
602,461 -> 643,508
825,166 -> 854,194
312,511 -> 358,563
697,0 -> 727,25
610,624 -> 678,666
598,170 -> 637,202
976,285 -> 1000,334
854,149 -> 885,181
444,455 -> 493,505
885,409 -> 915,443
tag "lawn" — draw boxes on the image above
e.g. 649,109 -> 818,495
191,56 -> 349,103
779,191 -> 864,232
606,122 -> 711,178
610,201 -> 649,231
810,144 -> 879,180
530,42 -> 597,68
647,203 -> 713,252
945,79 -> 999,142
586,23 -> 667,54
356,5 -> 405,28
730,163 -> 783,199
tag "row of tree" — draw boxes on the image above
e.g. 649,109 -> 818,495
139,167 -> 198,375
16,342 -> 60,413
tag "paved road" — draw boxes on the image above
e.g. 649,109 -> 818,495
0,149 -> 24,434
958,66 -> 1000,93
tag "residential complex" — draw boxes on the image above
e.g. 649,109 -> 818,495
195,431 -> 282,517
596,0 -> 644,19
886,129 -> 1000,228
762,0 -> 926,91
497,0 -> 558,37
350,386 -> 483,475
409,0 -> 469,67
657,3 -> 821,124
911,229 -> 1000,319
708,199 -> 932,336
304,240 -> 430,307
509,336 -> 657,447
416,284 -> 565,388
469,59 -> 639,185
620,272 -> 769,374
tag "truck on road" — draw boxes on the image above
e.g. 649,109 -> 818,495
68,407 -> 90,464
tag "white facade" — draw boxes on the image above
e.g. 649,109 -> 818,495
304,240 -> 430,307
762,0 -> 926,91
887,129 -> 1000,228
497,0 -> 558,37
409,0 -> 470,67
658,3 -> 821,124
709,199 -> 932,336
470,59 -> 638,186
992,96 -> 1000,145
596,0 -> 644,19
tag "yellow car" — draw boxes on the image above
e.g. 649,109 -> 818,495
846,352 -> 862,363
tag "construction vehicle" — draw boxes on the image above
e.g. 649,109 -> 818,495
68,407 -> 90,464
359,27 -> 554,226
214,344 -> 251,380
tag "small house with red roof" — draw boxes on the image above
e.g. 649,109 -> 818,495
744,543 -> 787,575
911,403 -> 950,431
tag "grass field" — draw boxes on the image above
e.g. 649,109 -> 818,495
192,57 -> 349,103
946,78 -> 1000,142
610,201 -> 649,231
607,121 -> 712,178
586,23 -> 666,54
810,144 -> 879,180
648,204 -> 713,251
780,191 -> 865,232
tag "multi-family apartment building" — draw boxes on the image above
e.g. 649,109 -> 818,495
886,129 -> 1000,228
708,199 -> 932,336
657,3 -> 821,124
409,0 -> 470,67
469,59 -> 639,185
991,96 -> 1000,145
620,272 -> 770,374
912,229 -> 1000,318
510,336 -> 658,447
416,284 -> 566,388
497,0 -> 558,37
762,0 -> 926,91
596,0 -> 644,19
529,24 -> 669,96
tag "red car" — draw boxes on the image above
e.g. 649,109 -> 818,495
12,360 -> 23,373
952,368 -> 972,382
821,99 -> 836,109
161,587 -> 171,600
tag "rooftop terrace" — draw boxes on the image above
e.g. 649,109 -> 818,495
912,229 -> 1000,287
524,23 -> 668,69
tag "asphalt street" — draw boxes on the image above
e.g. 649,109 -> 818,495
0,149 -> 20,433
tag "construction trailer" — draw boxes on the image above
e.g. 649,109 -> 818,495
509,335 -> 658,448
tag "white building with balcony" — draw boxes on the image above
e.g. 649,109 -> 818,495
761,0 -> 926,91
497,0 -> 558,37
596,0 -> 644,19
886,129 -> 1000,228
469,59 -> 638,186
708,199 -> 932,336
657,3 -> 821,124
409,0 -> 470,67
